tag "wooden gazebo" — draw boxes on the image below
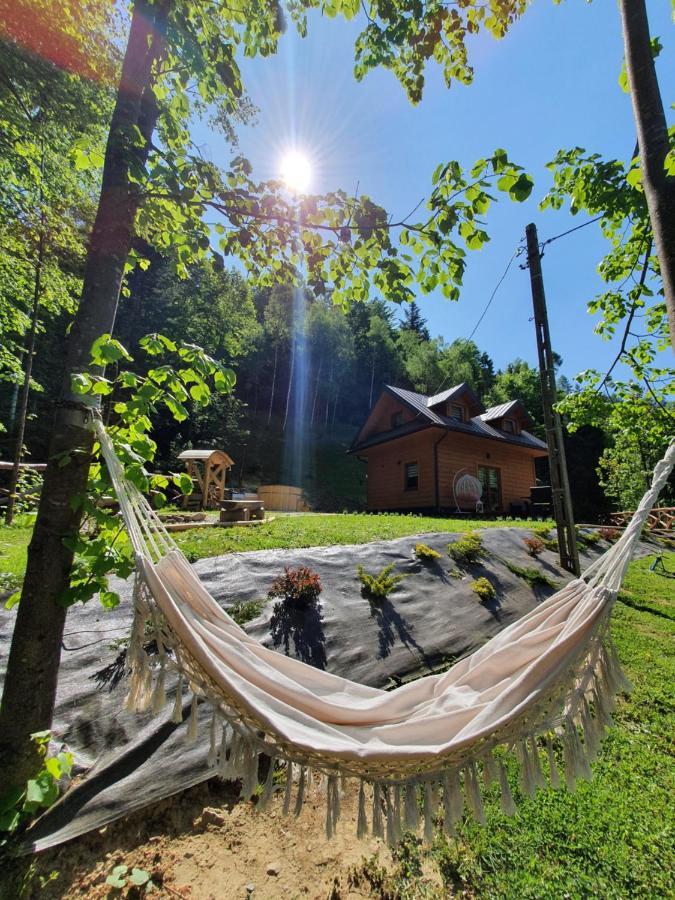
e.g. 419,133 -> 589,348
177,448 -> 234,510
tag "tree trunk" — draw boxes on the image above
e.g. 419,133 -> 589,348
283,340 -> 295,432
619,0 -> 675,350
267,344 -> 277,424
5,228 -> 45,525
0,0 -> 168,796
310,358 -> 322,426
324,361 -> 333,430
331,381 -> 340,428
369,358 -> 375,408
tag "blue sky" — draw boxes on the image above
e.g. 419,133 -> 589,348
196,2 -> 673,381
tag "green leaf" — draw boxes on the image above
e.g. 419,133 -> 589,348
174,472 -> 194,495
57,751 -> 74,778
99,590 -> 120,609
664,149 -> 675,177
0,787 -> 24,817
508,173 -> 534,202
0,809 -> 22,832
44,757 -> 63,780
626,167 -> 643,189
4,590 -> 20,610
189,382 -> 210,403
90,334 -> 132,366
130,869 -> 151,886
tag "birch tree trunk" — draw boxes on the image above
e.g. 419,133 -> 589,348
267,343 -> 278,424
283,340 -> 295,432
310,358 -> 322,426
5,227 -> 44,525
331,381 -> 340,428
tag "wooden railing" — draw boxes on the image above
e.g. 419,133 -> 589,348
610,506 -> 674,532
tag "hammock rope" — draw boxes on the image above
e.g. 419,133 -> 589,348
93,417 -> 674,842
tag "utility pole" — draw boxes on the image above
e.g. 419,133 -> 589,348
525,223 -> 580,576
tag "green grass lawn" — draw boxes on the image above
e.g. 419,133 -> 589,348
173,512 -> 552,561
0,512 -> 550,584
0,514 -> 33,596
352,551 -> 675,899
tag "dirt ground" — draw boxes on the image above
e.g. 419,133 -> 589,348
9,777 -> 445,900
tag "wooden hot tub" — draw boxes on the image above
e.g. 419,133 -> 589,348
256,485 -> 306,512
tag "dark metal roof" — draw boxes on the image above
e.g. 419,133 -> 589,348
349,385 -> 547,453
427,382 -> 484,414
479,399 -> 531,422
385,386 -> 446,424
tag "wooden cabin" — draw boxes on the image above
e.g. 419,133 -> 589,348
177,448 -> 234,510
349,384 -> 548,515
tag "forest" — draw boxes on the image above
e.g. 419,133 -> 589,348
3,246 -> 593,514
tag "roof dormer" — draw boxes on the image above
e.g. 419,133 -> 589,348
427,383 -> 484,420
479,400 -> 533,435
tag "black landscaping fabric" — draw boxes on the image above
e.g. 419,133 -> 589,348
0,527 -> 622,852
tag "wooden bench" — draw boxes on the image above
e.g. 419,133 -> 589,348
219,499 -> 265,523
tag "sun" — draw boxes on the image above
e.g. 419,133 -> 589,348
280,149 -> 312,193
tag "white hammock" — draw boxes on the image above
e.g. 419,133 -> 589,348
94,417 -> 674,841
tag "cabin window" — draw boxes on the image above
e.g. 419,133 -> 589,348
391,411 -> 404,429
404,461 -> 419,491
501,418 -> 516,434
447,403 -> 464,421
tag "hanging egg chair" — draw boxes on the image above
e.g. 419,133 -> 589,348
453,469 -> 483,512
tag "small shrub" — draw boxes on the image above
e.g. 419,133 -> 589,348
357,564 -> 405,599
14,468 -> 43,514
599,526 -> 621,542
267,566 -> 322,605
229,598 -> 266,626
447,531 -> 484,566
414,542 -> 441,562
471,577 -> 496,602
533,525 -> 558,552
524,536 -> 545,557
504,560 -> 557,589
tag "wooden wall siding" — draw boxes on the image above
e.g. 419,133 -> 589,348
357,392 -> 418,443
437,433 -> 542,511
362,431 -> 437,510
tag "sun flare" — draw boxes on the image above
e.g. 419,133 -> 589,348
280,149 -> 312,193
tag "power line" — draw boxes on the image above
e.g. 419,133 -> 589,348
539,214 -> 604,249
427,245 -> 521,400
467,246 -> 520,341
425,213 -> 603,399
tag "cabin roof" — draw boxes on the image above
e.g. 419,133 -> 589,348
350,386 -> 547,453
426,382 -> 484,413
479,399 -> 529,422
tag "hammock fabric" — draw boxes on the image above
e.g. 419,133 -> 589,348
94,418 -> 674,842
